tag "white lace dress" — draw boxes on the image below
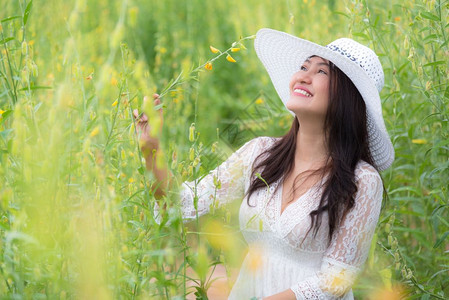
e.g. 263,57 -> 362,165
156,136 -> 383,299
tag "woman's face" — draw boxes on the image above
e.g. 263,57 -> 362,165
286,56 -> 331,123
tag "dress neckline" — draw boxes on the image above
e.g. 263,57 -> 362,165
277,176 -> 325,219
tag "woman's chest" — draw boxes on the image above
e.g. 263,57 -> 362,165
239,179 -> 330,252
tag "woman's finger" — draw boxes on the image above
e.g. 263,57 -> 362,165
133,109 -> 139,119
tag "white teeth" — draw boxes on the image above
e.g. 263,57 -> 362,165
294,89 -> 312,97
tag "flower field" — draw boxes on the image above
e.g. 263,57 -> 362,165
0,0 -> 448,299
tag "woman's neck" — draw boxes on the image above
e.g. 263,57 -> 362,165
294,125 -> 328,171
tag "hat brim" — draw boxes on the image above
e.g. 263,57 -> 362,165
254,28 -> 394,171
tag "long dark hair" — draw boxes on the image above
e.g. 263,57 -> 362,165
247,61 -> 378,243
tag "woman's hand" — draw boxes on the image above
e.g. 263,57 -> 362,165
133,94 -> 163,168
133,94 -> 168,198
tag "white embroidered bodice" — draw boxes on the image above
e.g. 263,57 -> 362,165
155,136 -> 383,299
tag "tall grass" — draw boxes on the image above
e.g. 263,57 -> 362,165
0,0 -> 447,299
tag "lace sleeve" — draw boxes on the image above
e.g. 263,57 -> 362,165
291,163 -> 383,299
154,137 -> 263,223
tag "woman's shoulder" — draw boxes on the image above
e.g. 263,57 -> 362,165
250,135 -> 279,147
354,160 -> 382,186
235,136 -> 278,164
238,136 -> 277,150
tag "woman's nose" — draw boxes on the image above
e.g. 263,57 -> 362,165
295,70 -> 312,84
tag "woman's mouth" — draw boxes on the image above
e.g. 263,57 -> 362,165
293,88 -> 312,97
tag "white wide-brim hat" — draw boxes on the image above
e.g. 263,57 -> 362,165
254,28 -> 394,171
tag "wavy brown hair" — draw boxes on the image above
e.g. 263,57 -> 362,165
246,60 -> 379,243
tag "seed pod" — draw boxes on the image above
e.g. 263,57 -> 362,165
193,157 -> 200,167
189,147 -> 195,161
388,234 -> 393,246
392,237 -> 398,249
403,36 -> 410,49
22,41 -> 27,56
385,223 -> 391,233
401,268 -> 407,278
31,62 -> 38,77
21,67 -> 29,84
406,269 -> 413,279
189,123 -> 195,142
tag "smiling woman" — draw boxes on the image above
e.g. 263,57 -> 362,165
287,56 -> 331,124
139,28 -> 395,299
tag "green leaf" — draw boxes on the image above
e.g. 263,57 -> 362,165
18,85 -> 52,91
0,129 -> 14,139
1,16 -> 21,23
23,0 -> 33,26
0,37 -> 14,45
137,166 -> 145,175
128,220 -> 145,230
420,12 -> 440,22
434,231 -> 449,248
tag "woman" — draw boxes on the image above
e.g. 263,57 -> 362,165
136,28 -> 395,299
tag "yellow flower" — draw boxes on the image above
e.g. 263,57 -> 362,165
90,126 -> 100,137
255,98 -> 264,105
0,109 -> 5,115
112,100 -> 118,106
230,47 -> 240,52
226,54 -> 236,63
412,139 -> 427,144
204,62 -> 213,70
394,17 -> 401,22
111,77 -> 118,86
209,45 -> 220,53
248,248 -> 263,272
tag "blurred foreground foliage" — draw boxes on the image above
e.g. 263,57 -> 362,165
0,0 -> 447,299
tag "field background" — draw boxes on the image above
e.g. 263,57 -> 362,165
1,0 -> 448,299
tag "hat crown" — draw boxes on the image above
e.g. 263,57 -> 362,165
326,38 -> 384,92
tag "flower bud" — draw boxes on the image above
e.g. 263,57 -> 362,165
209,45 -> 220,53
226,54 -> 236,63
204,62 -> 212,70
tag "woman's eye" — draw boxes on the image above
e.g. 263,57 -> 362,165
300,65 -> 307,71
318,69 -> 328,75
